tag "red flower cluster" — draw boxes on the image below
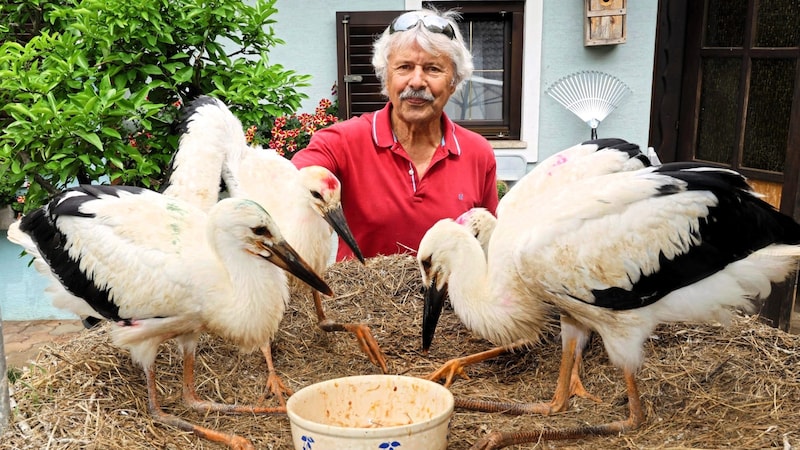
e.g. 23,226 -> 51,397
245,98 -> 338,159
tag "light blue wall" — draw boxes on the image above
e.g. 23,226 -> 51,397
538,1 -> 657,154
270,0 -> 405,112
1,231 -> 74,321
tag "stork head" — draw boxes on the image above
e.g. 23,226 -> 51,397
455,207 -> 497,255
209,198 -> 333,296
299,166 -> 365,263
417,219 -> 464,353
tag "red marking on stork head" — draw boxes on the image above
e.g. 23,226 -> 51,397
322,172 -> 340,193
455,209 -> 473,225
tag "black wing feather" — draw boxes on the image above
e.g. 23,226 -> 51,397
591,165 -> 800,310
18,185 -> 150,321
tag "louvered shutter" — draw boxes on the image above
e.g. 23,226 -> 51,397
335,11 -> 400,120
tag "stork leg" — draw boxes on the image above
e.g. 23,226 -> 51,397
561,316 -> 601,404
313,290 -> 389,373
468,369 -> 645,450
259,342 -> 293,407
455,328 -> 596,415
144,365 -> 256,450
568,340 -> 602,403
180,344 -> 286,414
427,339 -> 530,387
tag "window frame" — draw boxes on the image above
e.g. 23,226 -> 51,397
335,1 -> 524,140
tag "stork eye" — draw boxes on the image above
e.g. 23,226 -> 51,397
421,258 -> 431,271
310,190 -> 323,200
252,226 -> 269,236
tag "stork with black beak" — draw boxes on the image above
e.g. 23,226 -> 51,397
426,139 -> 651,394
8,185 -> 331,450
418,152 -> 800,448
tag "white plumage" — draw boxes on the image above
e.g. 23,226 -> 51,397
7,185 -> 331,449
418,141 -> 800,448
498,138 -> 650,217
159,102 -> 240,212
173,96 -> 386,372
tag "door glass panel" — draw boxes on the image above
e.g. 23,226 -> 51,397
704,0 -> 747,47
742,58 -> 793,172
696,57 -> 741,164
755,0 -> 800,47
445,19 -> 504,121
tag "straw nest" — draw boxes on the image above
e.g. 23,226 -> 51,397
3,254 -> 799,449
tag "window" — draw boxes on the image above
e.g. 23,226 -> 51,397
335,1 -> 524,140
677,0 -> 800,184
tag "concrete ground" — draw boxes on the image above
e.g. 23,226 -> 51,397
2,320 -> 85,368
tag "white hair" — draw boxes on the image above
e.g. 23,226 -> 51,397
371,9 -> 474,97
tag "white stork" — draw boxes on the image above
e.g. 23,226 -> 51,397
418,155 -> 800,448
7,185 -> 332,450
179,95 -> 386,372
427,139 -> 651,395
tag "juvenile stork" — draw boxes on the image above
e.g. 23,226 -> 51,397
418,157 -> 800,448
181,95 -> 386,372
427,139 -> 651,392
7,185 -> 332,450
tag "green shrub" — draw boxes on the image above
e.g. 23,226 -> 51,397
0,0 -> 311,212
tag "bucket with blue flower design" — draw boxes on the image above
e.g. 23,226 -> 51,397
286,374 -> 454,450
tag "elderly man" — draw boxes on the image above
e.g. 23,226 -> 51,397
292,8 -> 498,261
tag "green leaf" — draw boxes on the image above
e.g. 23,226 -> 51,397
3,103 -> 36,120
140,64 -> 162,76
75,131 -> 104,151
75,53 -> 89,70
100,127 -> 121,139
0,0 -> 311,209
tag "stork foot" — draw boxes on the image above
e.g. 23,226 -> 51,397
569,371 -> 602,403
264,371 -> 294,407
468,368 -> 646,449
427,358 -> 471,387
318,319 -> 388,373
148,365 -> 257,449
151,408 -> 256,450
426,344 -> 524,388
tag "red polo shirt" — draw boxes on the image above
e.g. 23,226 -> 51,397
292,102 -> 499,261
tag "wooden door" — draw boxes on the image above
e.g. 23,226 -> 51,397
650,0 -> 800,331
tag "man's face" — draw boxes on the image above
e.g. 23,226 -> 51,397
386,41 -> 456,126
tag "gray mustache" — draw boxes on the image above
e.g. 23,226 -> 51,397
400,89 -> 435,102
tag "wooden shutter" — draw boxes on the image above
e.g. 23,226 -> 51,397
335,11 -> 401,120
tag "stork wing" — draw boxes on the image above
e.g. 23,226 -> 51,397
26,186 -> 213,320
502,166 -> 751,310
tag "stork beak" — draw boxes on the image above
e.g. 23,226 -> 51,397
323,205 -> 365,263
422,276 -> 447,354
261,240 -> 334,296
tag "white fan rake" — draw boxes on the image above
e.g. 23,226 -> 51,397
546,71 -> 631,139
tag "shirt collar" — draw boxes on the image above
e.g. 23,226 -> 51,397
371,102 -> 462,156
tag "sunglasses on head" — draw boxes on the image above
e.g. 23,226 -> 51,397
389,11 -> 456,40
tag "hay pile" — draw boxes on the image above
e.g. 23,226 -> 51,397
3,255 -> 799,449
